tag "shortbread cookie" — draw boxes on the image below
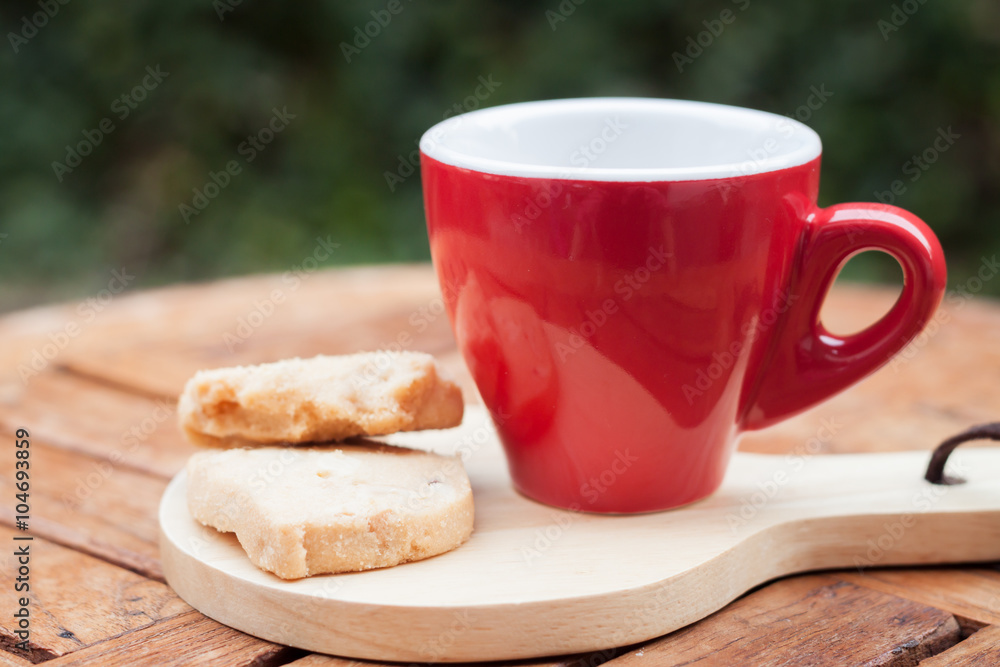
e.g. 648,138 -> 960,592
178,352 -> 463,448
187,443 -> 474,579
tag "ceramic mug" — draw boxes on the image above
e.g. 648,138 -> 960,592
420,98 -> 946,513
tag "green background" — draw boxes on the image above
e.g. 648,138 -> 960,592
1,0 -> 998,312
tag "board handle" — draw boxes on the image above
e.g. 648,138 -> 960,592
925,422 -> 1000,484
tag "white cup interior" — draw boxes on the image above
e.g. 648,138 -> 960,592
420,97 -> 822,182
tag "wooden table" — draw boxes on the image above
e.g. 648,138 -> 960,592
1,264 -> 999,666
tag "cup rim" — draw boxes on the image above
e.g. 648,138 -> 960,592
420,97 -> 822,182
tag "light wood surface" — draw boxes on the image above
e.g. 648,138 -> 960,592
159,407 -> 1000,662
2,264 -> 1000,665
920,625 -> 1000,666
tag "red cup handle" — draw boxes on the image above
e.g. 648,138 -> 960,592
741,203 -> 947,431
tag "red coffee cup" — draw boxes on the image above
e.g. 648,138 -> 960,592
421,98 -> 946,513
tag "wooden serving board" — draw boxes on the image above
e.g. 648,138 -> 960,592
159,407 -> 1000,663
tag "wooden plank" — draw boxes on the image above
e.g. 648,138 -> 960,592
0,650 -> 31,666
40,611 -> 298,667
57,265 -> 457,398
279,655 -> 367,667
0,371 -> 193,479
920,625 -> 1000,666
1,268 -> 998,665
282,651 -> 605,667
602,575 -> 960,666
0,525 -> 188,662
0,438 -> 167,580
0,265 -> 1000,453
10,269 -> 999,450
60,300 -> 459,400
0,300 -> 79,393
12,272 -> 997,460
0,265 -> 451,396
842,568 -> 1000,628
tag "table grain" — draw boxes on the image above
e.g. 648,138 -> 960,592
1,265 -> 999,666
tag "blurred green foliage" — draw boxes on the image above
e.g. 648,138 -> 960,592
0,0 -> 998,311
